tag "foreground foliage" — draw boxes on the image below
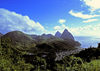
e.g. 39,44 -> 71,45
0,38 -> 100,71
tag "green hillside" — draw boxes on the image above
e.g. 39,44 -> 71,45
0,31 -> 36,50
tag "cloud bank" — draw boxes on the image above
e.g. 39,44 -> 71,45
0,8 -> 46,34
69,24 -> 100,37
54,23 -> 100,37
83,19 -> 98,23
69,10 -> 99,19
81,0 -> 100,12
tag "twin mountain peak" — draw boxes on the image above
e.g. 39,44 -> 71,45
0,29 -> 81,50
55,29 -> 74,40
0,29 -> 75,41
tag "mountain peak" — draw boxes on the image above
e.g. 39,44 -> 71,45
64,29 -> 68,32
61,29 -> 74,40
55,31 -> 61,38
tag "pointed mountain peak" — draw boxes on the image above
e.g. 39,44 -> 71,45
61,29 -> 74,40
63,29 -> 69,33
56,31 -> 61,35
56,31 -> 60,33
55,31 -> 61,38
64,29 -> 68,32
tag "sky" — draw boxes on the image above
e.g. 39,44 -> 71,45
0,0 -> 100,37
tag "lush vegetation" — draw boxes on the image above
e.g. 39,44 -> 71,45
0,38 -> 100,71
0,38 -> 33,71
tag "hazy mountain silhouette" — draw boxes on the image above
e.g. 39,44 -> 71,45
61,29 -> 74,41
30,33 -> 62,44
55,31 -> 61,38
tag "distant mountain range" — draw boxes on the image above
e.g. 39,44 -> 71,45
0,29 -> 81,52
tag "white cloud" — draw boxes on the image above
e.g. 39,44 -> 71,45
81,0 -> 100,12
54,26 -> 61,30
69,10 -> 100,19
83,19 -> 98,23
54,23 -> 100,37
0,8 -> 46,34
54,24 -> 69,33
68,24 -> 100,37
58,19 -> 66,24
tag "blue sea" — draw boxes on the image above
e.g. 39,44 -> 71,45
75,36 -> 100,48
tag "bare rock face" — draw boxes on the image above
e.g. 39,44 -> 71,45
55,31 -> 61,38
61,29 -> 74,41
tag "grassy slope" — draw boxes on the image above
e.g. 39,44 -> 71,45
83,59 -> 100,71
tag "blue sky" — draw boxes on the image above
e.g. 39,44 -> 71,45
0,0 -> 100,37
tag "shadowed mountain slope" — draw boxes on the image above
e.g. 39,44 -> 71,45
55,31 -> 61,38
61,29 -> 74,41
1,31 -> 36,50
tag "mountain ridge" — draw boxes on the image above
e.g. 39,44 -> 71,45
1,28 -> 81,52
1,31 -> 36,50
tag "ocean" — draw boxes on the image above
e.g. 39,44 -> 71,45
75,36 -> 100,48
